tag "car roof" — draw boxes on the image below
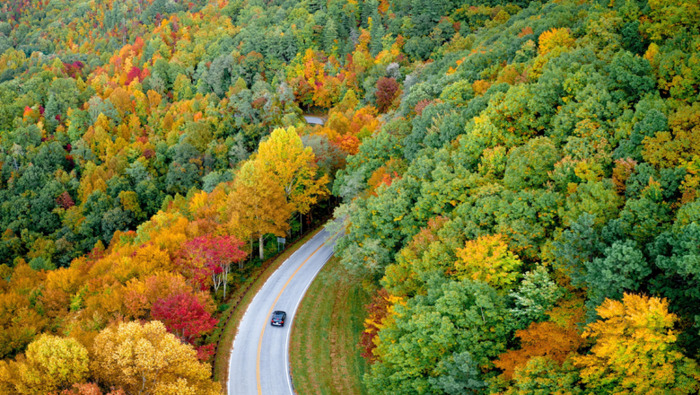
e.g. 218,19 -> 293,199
273,310 -> 286,315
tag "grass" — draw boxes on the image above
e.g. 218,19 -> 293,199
212,227 -> 324,391
289,256 -> 372,395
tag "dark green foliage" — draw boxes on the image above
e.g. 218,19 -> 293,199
607,51 -> 655,102
650,222 -> 700,354
615,96 -> 669,160
584,240 -> 650,320
402,102 -> 468,160
620,20 -> 646,55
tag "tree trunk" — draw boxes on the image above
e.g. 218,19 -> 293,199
222,264 -> 229,299
259,234 -> 264,260
249,237 -> 254,264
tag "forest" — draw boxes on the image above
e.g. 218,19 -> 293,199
0,0 -> 699,393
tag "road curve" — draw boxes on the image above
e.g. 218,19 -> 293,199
303,115 -> 325,126
228,227 -> 337,395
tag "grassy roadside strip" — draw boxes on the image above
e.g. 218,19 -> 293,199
289,256 -> 372,395
212,226 -> 324,391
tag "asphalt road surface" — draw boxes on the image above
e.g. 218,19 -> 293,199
303,115 -> 325,125
228,227 -> 338,395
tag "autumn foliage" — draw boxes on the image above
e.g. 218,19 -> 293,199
359,288 -> 402,363
375,77 -> 400,113
495,320 -> 583,379
454,234 -> 522,290
575,294 -> 700,394
2,0 -> 700,393
151,292 -> 218,344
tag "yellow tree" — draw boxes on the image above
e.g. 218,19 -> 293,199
91,321 -> 220,395
0,334 -> 89,394
575,293 -> 700,394
538,27 -> 575,56
227,161 -> 292,260
255,126 -> 329,230
454,234 -> 522,290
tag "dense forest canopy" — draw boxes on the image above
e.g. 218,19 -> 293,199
0,0 -> 699,393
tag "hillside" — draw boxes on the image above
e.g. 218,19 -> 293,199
0,0 -> 699,393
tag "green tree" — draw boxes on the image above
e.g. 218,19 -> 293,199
650,222 -> 700,352
509,265 -> 561,327
583,240 -> 650,319
323,18 -> 339,55
366,279 -> 512,394
504,137 -> 559,190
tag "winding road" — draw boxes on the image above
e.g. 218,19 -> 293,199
303,115 -> 326,126
227,227 -> 338,395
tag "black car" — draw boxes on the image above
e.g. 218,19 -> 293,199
271,310 -> 286,327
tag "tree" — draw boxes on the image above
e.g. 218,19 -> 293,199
360,288 -> 402,363
574,293 -> 700,394
550,213 -> 605,289
503,137 -> 559,191
91,321 -> 221,395
375,77 -> 399,113
255,126 -> 329,220
382,216 -> 452,299
649,222 -> 700,352
323,18 -> 339,54
454,234 -> 522,291
640,0 -> 700,41
509,265 -> 561,326
227,161 -> 292,260
180,235 -> 246,298
365,279 -> 512,394
0,334 -> 89,394
122,272 -> 192,320
538,28 -> 575,56
151,292 -> 218,344
505,356 -> 582,395
583,240 -> 651,318
495,321 -> 583,380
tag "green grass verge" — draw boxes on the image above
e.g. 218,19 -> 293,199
212,227 -> 324,391
290,256 -> 372,395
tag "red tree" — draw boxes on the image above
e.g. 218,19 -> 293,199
151,292 -> 218,344
375,77 -> 399,113
179,235 -> 246,298
56,191 -> 75,209
125,66 -> 142,85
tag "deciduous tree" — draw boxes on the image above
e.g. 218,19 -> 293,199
575,293 -> 700,394
227,161 -> 292,260
255,126 -> 329,220
180,235 -> 246,298
91,321 -> 221,395
0,334 -> 89,394
454,234 -> 522,290
151,292 -> 217,344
